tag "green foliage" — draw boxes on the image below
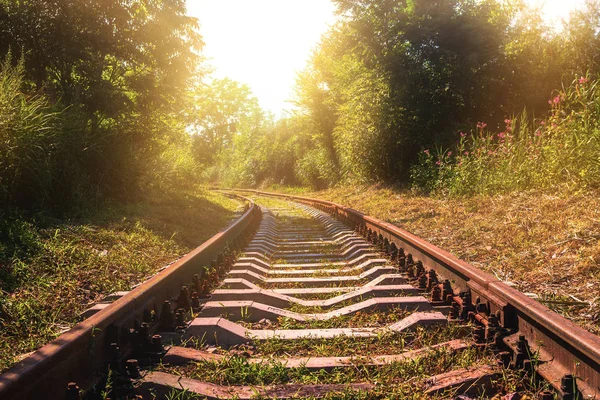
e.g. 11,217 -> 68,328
0,0 -> 204,211
412,75 -> 600,195
0,55 -> 61,208
191,79 -> 260,164
0,188 -> 239,371
212,0 -> 600,193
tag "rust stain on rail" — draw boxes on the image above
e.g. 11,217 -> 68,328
0,196 -> 260,400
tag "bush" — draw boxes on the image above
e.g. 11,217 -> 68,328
411,75 -> 600,195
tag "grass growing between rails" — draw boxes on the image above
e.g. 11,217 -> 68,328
169,327 -> 553,398
160,346 -> 494,395
239,307 -> 414,330
0,189 -> 240,372
267,185 -> 600,335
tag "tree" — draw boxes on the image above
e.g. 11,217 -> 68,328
190,78 -> 263,166
0,0 -> 205,207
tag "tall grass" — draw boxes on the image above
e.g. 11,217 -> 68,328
0,55 -> 60,208
0,54 -> 204,212
411,75 -> 600,195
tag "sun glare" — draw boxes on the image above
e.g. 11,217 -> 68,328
187,0 -> 586,116
525,0 -> 587,25
186,0 -> 337,117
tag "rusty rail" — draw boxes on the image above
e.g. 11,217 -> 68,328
238,189 -> 600,398
0,195 -> 260,400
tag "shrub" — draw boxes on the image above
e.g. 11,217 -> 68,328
411,75 -> 600,195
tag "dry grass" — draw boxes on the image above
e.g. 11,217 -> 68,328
270,185 -> 600,333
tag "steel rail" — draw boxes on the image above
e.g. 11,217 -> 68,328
0,195 -> 260,400
238,189 -> 600,398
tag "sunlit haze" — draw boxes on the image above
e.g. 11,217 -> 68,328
187,0 -> 337,116
187,0 -> 586,116
527,0 -> 587,27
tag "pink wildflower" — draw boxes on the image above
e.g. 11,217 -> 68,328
540,121 -> 545,125
423,149 -> 430,155
498,132 -> 506,139
464,151 -> 469,155
436,160 -> 441,166
504,119 -> 512,125
447,151 -> 452,156
579,76 -> 588,84
460,132 -> 466,138
477,122 -> 487,129
534,130 -> 541,137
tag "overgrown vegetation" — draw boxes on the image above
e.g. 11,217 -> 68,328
411,75 -> 600,195
0,0 -> 203,210
202,0 -> 600,195
0,0 -> 247,371
0,189 -> 240,371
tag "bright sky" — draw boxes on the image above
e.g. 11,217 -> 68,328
187,0 -> 337,117
187,0 -> 586,116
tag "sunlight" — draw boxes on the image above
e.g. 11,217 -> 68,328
525,0 -> 587,26
187,0 -> 337,116
187,0 -> 587,116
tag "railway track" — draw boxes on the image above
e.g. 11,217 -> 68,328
0,192 -> 599,399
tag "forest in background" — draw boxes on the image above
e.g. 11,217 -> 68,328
2,0 -> 600,216
211,0 -> 600,195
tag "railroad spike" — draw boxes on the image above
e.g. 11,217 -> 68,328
390,243 -> 398,261
191,291 -> 201,309
175,308 -> 187,331
415,261 -> 425,277
138,322 -> 151,349
427,269 -> 438,291
561,374 -> 581,400
397,248 -> 406,269
108,342 -> 122,372
442,280 -> 454,302
406,253 -> 414,265
126,359 -> 141,379
158,300 -> 175,331
448,301 -> 460,320
66,382 -> 81,400
193,274 -> 202,294
460,292 -> 474,320
151,334 -> 164,353
418,274 -> 428,289
512,335 -> 531,369
431,285 -> 442,302
177,286 -> 191,310
473,326 -> 486,344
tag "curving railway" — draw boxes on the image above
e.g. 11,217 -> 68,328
0,191 -> 598,399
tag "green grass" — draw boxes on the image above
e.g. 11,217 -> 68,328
411,75 -> 600,196
243,326 -> 468,358
161,342 -> 552,398
239,307 -> 414,330
0,187 -> 241,371
163,346 -> 490,386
